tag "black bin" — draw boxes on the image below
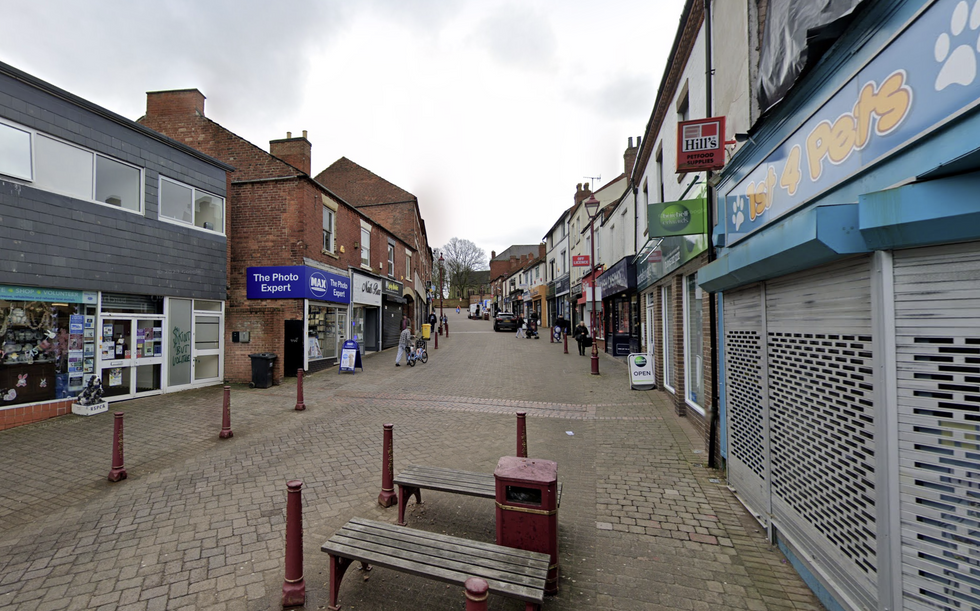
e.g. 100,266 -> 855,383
248,353 -> 277,388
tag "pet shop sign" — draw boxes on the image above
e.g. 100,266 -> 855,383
725,0 -> 980,245
246,266 -> 350,303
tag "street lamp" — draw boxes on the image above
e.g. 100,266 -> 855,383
584,194 -> 600,375
439,251 -> 445,337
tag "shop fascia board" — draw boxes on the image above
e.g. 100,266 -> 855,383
699,203 -> 867,293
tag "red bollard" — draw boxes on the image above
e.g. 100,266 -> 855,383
563,330 -> 568,354
434,327 -> 438,349
378,424 -> 397,507
219,386 -> 233,439
108,412 -> 127,482
464,577 -> 489,611
445,321 -> 449,337
516,412 -> 528,458
295,369 -> 306,411
550,325 -> 554,343
282,480 -> 306,607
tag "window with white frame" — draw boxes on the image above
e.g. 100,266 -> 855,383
662,283 -> 674,392
0,121 -> 32,181
406,253 -> 411,280
387,243 -> 395,276
159,176 -> 223,232
360,227 -> 371,267
683,273 -> 704,413
322,206 -> 335,252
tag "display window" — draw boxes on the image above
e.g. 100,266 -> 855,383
0,295 -> 97,406
308,303 -> 346,361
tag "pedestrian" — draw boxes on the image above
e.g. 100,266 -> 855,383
515,314 -> 525,338
573,321 -> 590,356
456,305 -> 460,314
440,313 -> 448,333
401,313 -> 411,331
428,311 -> 437,329
395,325 -> 413,366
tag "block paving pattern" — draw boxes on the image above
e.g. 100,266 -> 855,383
0,314 -> 823,610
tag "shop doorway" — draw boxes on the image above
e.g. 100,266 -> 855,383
284,320 -> 303,376
99,316 -> 164,400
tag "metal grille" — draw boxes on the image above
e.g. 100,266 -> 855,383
767,331 -> 877,577
894,243 -> 980,611
727,329 -> 765,478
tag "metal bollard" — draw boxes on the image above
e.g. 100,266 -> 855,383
219,386 -> 234,439
464,577 -> 489,611
282,480 -> 306,607
445,321 -> 449,337
434,327 -> 438,349
295,369 -> 306,411
563,330 -> 568,354
516,412 -> 528,458
108,412 -> 127,482
378,424 -> 397,507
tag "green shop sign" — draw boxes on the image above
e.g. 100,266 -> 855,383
648,197 -> 706,237
0,285 -> 91,303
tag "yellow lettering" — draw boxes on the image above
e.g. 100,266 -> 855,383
780,145 -> 803,196
829,114 -> 857,164
806,121 -> 833,180
853,70 -> 911,148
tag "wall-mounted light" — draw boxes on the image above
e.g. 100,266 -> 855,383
353,242 -> 359,249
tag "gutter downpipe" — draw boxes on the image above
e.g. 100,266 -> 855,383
705,0 -> 720,470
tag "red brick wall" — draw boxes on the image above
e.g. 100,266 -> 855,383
0,400 -> 73,431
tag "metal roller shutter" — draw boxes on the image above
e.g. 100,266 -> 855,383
382,302 -> 402,350
893,242 -> 980,611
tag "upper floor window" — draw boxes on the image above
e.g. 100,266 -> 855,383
361,227 -> 371,267
406,253 -> 412,280
0,119 -> 143,213
160,177 -> 223,232
322,206 -> 335,252
387,243 -> 395,276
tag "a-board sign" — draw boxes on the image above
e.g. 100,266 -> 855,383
339,340 -> 363,373
628,353 -> 656,390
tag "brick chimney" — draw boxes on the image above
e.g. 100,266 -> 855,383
146,89 -> 205,118
491,250 -> 496,260
538,243 -> 546,258
624,137 -> 639,177
574,182 -> 592,207
270,131 -> 312,175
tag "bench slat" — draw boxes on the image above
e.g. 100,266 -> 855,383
394,466 -> 496,497
326,533 -> 545,590
322,539 -> 545,603
343,518 -> 549,568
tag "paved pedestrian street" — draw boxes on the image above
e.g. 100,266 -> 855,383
0,314 -> 823,611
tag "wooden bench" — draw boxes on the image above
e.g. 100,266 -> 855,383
394,464 -> 562,526
321,517 -> 550,610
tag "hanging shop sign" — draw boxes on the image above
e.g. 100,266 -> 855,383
648,197 -> 707,237
677,116 -> 726,173
724,0 -> 980,245
246,266 -> 350,303
571,255 -> 591,267
351,272 -> 382,306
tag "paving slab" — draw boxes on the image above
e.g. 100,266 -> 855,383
0,312 -> 823,610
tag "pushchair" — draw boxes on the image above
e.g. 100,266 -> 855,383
525,319 -> 540,339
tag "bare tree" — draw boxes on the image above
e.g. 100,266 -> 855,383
436,238 -> 487,299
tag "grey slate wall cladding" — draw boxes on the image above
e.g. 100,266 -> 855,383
0,69 -> 228,301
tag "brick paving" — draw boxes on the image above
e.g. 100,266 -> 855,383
0,312 -> 823,610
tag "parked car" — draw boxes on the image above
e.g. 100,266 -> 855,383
493,312 -> 518,332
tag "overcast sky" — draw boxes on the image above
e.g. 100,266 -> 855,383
2,0 -> 686,261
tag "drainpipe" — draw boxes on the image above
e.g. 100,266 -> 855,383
704,0 -> 720,470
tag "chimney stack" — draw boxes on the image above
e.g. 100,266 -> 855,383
146,89 -> 206,118
574,182 -> 592,207
624,137 -> 639,177
270,131 -> 312,175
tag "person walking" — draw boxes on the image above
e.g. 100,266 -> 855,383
395,325 -> 413,366
456,305 -> 460,315
515,314 -> 526,339
573,321 -> 590,356
428,311 -> 437,329
401,313 -> 411,331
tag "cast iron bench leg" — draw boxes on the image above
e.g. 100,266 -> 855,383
397,484 -> 421,525
328,555 -> 370,610
526,602 -> 541,611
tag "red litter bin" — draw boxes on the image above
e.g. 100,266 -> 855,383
494,456 -> 559,594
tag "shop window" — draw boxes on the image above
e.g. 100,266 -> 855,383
387,243 -> 395,277
0,121 -> 32,181
323,206 -> 335,252
683,273 -> 704,413
159,177 -> 223,233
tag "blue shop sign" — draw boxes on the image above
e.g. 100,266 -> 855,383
0,285 -> 92,303
725,0 -> 980,244
246,266 -> 350,303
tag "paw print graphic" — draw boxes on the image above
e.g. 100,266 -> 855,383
935,0 -> 980,90
732,197 -> 745,231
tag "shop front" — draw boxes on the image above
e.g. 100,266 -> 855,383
381,278 -> 405,349
245,265 -> 350,374
350,271 -> 381,353
530,284 -> 547,325
575,267 -> 603,348
595,258 -> 637,358
0,286 -> 224,409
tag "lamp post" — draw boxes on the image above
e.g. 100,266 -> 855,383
439,252 -> 445,336
584,195 -> 600,375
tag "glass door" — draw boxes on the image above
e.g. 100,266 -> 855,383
99,316 -> 163,400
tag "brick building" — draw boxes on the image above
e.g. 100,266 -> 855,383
314,158 -> 432,329
140,90 -> 420,383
